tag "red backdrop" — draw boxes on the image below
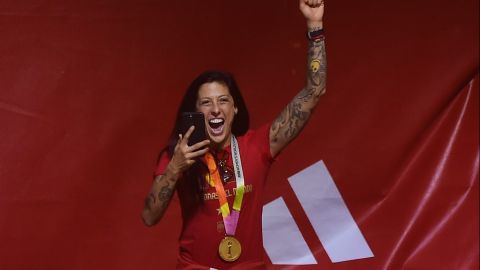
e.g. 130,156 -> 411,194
0,0 -> 478,269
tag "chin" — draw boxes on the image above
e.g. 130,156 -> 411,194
208,133 -> 229,148
210,136 -> 225,145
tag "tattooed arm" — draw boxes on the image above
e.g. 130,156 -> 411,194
269,0 -> 326,157
142,126 -> 210,226
142,166 -> 181,226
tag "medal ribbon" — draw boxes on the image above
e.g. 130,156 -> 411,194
204,136 -> 245,236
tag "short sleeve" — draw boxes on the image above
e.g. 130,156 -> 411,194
243,122 -> 275,164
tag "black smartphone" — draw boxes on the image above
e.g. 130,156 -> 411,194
180,112 -> 207,146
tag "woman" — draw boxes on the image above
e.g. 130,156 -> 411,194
142,1 -> 326,269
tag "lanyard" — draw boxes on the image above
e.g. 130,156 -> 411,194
204,136 -> 245,235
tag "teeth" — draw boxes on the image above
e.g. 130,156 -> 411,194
209,118 -> 223,124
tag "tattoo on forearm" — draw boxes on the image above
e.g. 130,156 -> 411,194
308,39 -> 326,90
271,39 -> 326,144
158,182 -> 174,201
152,181 -> 174,214
144,193 -> 156,211
144,177 -> 174,219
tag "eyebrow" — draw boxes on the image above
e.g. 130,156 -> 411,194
198,95 -> 232,100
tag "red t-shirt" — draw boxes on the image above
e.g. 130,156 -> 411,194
155,123 -> 274,269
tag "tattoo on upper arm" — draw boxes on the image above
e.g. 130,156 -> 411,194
271,39 -> 326,145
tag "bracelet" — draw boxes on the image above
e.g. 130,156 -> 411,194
307,28 -> 325,42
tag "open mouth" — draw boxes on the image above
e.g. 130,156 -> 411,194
208,118 -> 224,135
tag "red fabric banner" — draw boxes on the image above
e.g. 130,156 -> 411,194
0,1 -> 478,270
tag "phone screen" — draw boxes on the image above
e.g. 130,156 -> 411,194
180,112 -> 207,146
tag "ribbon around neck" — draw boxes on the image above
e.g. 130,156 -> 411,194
203,136 -> 245,236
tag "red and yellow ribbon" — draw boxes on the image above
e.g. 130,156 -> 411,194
204,152 -> 231,218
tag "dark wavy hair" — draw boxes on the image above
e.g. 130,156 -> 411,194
165,70 -> 249,156
158,70 -> 250,202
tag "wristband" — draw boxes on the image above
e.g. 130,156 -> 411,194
307,28 -> 325,42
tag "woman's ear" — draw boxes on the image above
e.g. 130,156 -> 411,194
234,107 -> 238,115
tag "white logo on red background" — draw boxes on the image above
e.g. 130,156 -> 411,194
262,160 -> 374,265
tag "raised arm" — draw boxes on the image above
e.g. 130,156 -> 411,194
269,0 -> 326,157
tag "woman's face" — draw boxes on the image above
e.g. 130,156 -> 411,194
196,81 -> 237,149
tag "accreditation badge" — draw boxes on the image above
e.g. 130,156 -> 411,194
218,236 -> 242,262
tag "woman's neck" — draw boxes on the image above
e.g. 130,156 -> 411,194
211,135 -> 231,152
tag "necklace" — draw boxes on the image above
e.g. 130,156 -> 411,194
216,150 -> 234,183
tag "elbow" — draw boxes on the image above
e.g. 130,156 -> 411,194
142,217 -> 155,227
142,211 -> 160,227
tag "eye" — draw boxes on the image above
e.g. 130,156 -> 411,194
199,100 -> 211,106
219,97 -> 231,104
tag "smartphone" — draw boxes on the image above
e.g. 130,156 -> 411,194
180,112 -> 208,146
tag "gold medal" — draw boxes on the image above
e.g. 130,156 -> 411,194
218,236 -> 241,262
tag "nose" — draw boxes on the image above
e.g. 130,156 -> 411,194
211,101 -> 220,116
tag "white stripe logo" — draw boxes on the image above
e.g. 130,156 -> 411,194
262,160 -> 374,265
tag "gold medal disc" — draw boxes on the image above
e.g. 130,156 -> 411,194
218,236 -> 242,262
